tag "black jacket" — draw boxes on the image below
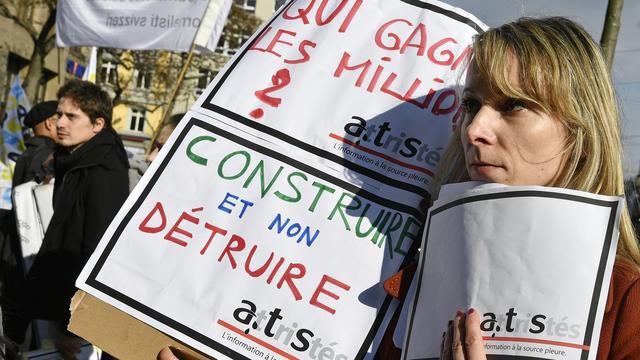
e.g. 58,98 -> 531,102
3,137 -> 55,343
12,135 -> 56,186
25,128 -> 129,323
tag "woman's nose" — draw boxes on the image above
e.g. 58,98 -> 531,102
465,106 -> 498,146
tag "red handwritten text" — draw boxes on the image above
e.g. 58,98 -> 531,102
138,201 -> 352,315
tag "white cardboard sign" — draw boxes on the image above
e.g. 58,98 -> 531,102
194,0 -> 486,202
77,1 -> 487,359
78,114 -> 421,360
402,183 -> 623,360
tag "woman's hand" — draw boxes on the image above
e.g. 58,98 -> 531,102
440,308 -> 487,360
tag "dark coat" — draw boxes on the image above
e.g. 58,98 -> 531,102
25,128 -> 129,323
12,135 -> 56,187
2,136 -> 55,343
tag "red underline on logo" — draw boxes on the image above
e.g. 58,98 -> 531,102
328,133 -> 435,178
217,319 -> 299,360
483,336 -> 590,350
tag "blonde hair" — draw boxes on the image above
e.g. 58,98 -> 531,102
433,17 -> 640,266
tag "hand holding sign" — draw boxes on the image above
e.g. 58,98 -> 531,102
439,309 -> 486,360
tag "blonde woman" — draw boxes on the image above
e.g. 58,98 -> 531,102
433,16 -> 640,360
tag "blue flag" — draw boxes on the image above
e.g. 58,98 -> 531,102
3,75 -> 30,161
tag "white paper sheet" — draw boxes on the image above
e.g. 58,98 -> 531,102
402,182 -> 623,360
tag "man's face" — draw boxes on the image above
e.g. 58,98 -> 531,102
56,97 -> 104,149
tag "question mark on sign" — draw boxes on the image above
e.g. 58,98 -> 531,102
249,68 -> 291,120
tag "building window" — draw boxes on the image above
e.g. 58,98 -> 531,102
133,69 -> 151,89
234,0 -> 256,11
215,37 -> 229,55
215,34 -> 250,56
275,0 -> 286,10
196,69 -> 217,96
130,108 -> 146,132
101,60 -> 117,85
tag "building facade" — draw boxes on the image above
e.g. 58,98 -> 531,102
1,0 -> 278,155
102,0 -> 278,153
0,1 -> 77,111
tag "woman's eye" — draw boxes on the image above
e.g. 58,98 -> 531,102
506,99 -> 527,112
461,98 -> 480,114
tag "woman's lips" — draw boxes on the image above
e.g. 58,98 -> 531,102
470,162 -> 502,173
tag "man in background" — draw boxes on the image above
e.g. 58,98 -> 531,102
1,101 -> 59,352
24,80 -> 129,359
12,101 -> 58,186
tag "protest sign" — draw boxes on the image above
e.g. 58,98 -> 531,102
78,113 -> 421,359
14,181 -> 54,271
14,181 -> 46,259
76,1 -> 486,359
402,183 -> 623,360
193,0 -> 486,201
56,0 -> 230,52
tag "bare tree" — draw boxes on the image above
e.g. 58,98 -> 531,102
220,4 -> 263,51
100,48 -> 189,132
0,0 -> 57,103
148,3 -> 263,146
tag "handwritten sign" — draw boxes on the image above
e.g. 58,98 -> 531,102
77,1 -> 486,359
79,116 -> 421,359
194,0 -> 485,201
402,183 -> 622,360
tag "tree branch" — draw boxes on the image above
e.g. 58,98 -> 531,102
0,3 -> 38,40
44,33 -> 56,54
35,7 -> 56,52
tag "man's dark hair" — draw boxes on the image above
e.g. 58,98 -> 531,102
57,80 -> 113,128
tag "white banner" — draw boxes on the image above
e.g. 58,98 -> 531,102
76,1 -> 486,359
402,182 -> 622,360
56,0 -> 228,52
194,0 -> 233,51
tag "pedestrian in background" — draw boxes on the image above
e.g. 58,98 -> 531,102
24,80 -> 129,360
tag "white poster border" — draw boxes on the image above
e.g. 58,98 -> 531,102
195,0 -> 486,201
401,189 -> 621,360
81,115 -> 422,359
